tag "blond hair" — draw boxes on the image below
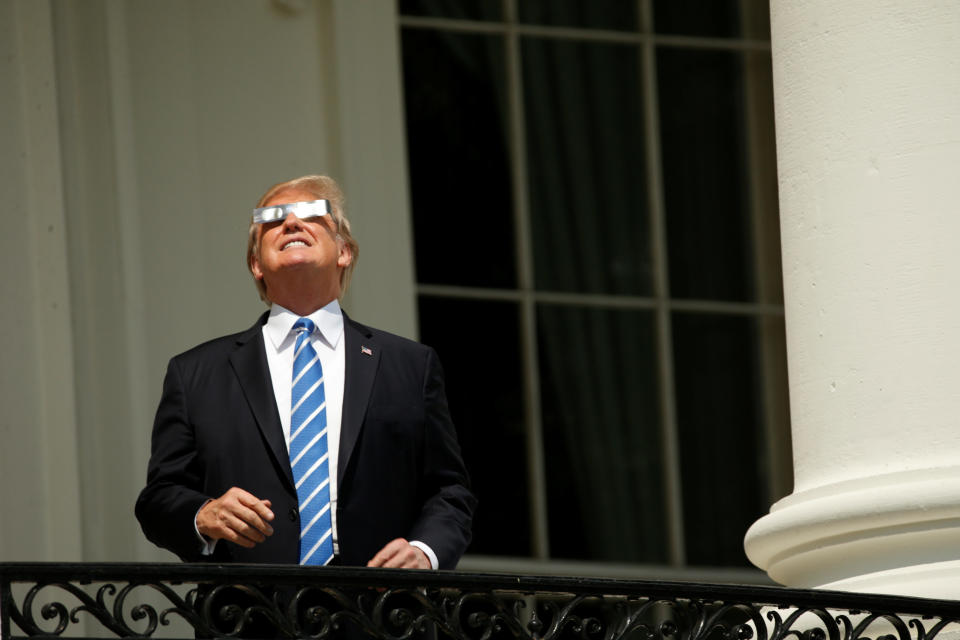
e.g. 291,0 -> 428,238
246,175 -> 359,304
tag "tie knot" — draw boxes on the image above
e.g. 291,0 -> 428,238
294,317 -> 316,336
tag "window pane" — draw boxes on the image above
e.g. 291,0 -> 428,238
402,30 -> 516,288
418,296 -> 531,556
672,312 -> 769,566
657,48 -> 754,301
538,304 -> 667,563
523,38 -> 652,296
652,0 -> 742,38
398,0 -> 502,21
518,1 -> 638,32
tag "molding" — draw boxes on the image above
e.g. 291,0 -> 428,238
745,467 -> 960,596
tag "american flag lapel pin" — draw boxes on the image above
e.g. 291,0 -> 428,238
361,345 -> 373,356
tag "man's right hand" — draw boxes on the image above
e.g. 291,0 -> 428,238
196,487 -> 275,548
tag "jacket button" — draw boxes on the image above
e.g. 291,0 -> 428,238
288,508 -> 298,522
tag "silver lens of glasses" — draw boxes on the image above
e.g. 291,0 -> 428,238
252,199 -> 332,224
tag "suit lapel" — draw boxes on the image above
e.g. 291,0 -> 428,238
339,312 -> 379,487
229,313 -> 296,492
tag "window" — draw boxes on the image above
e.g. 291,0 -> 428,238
400,0 -> 789,573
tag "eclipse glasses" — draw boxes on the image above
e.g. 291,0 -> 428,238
252,199 -> 332,224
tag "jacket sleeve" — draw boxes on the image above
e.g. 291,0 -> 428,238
407,347 -> 477,569
135,357 -> 212,562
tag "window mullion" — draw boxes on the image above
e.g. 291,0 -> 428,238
640,0 -> 686,568
504,0 -> 550,560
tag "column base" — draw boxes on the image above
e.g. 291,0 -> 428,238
744,466 -> 960,599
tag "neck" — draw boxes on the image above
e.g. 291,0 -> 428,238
267,283 -> 340,317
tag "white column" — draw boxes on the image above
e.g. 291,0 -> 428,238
744,1 -> 960,598
331,0 -> 419,340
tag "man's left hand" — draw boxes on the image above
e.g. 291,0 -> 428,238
367,538 -> 430,569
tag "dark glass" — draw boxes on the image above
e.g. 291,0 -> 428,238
538,304 -> 667,563
418,296 -> 531,556
657,48 -> 754,301
398,0 -> 502,21
518,0 -> 638,31
652,0 -> 742,38
402,30 -> 516,288
672,312 -> 767,566
522,38 -> 652,296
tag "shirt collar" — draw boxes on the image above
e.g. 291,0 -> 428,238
264,299 -> 344,352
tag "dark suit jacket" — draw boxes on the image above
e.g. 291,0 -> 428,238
135,311 -> 475,569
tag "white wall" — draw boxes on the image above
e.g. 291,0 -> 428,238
0,0 -> 415,562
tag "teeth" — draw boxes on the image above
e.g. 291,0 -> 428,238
283,241 -> 307,250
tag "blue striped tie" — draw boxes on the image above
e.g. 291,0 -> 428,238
290,318 -> 334,566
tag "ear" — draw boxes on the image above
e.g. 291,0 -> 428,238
337,240 -> 353,268
250,251 -> 264,281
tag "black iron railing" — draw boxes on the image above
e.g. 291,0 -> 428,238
2,563 -> 959,639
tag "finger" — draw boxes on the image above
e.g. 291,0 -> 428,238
230,504 -> 275,537
235,491 -> 276,522
368,546 -> 388,566
379,552 -> 409,569
222,512 -> 268,544
249,499 -> 275,523
225,530 -> 257,549
232,487 -> 273,520
221,526 -> 258,548
367,538 -> 406,567
221,488 -> 274,534
226,487 -> 260,504
382,546 -> 422,569
203,510 -> 260,548
367,552 -> 389,567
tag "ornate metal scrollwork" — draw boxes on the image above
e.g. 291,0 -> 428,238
6,579 -> 202,638
2,565 -> 960,640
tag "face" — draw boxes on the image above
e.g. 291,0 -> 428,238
250,188 -> 352,297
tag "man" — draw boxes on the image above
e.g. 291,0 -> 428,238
135,175 -> 475,570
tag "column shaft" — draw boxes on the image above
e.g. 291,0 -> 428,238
745,0 -> 960,597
